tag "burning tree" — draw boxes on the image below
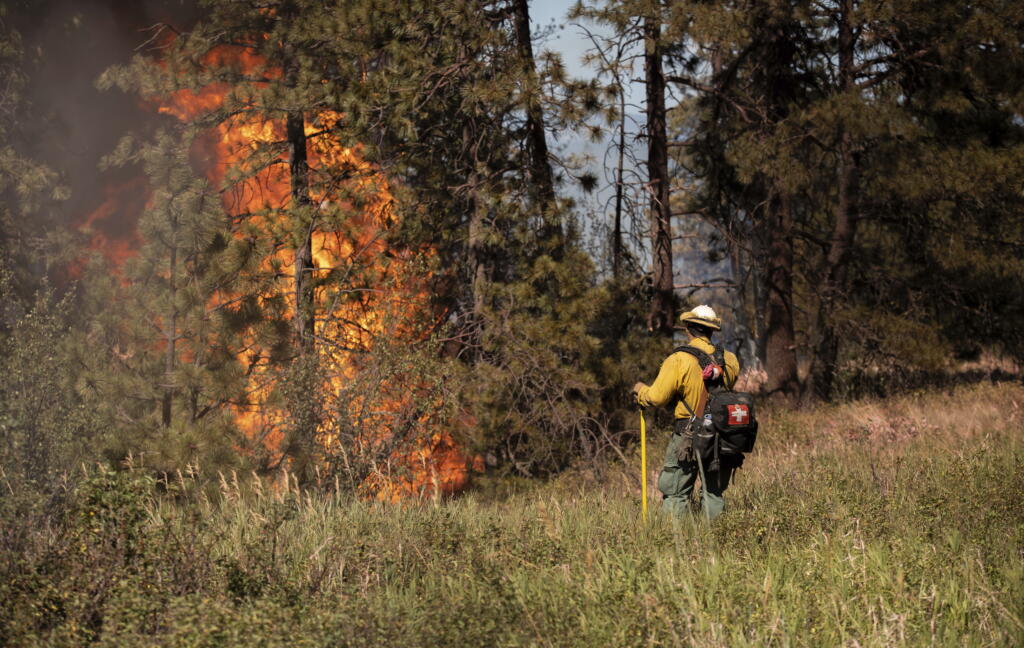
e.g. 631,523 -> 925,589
288,1 -> 609,476
85,2 -> 473,496
74,0 -> 613,490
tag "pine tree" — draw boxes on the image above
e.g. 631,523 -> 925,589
99,0 -> 424,474
308,0 -> 608,473
660,0 -> 1024,399
71,130 -> 250,471
642,2 -> 674,336
94,0 -> 596,480
844,0 -> 1024,376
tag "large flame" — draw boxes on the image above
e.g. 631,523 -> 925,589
88,44 -> 474,499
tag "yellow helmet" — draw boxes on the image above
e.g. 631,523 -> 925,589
677,304 -> 722,331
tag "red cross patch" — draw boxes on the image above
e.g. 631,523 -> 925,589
727,404 -> 750,425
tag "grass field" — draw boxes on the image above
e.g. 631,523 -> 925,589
2,381 -> 1022,647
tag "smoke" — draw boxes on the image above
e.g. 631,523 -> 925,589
12,0 -> 200,243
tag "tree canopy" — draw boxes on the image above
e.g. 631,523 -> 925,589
1,0 -> 1022,490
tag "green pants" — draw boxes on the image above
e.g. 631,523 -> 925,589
657,431 -> 734,520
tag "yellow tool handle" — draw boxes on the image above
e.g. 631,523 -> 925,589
640,408 -> 648,522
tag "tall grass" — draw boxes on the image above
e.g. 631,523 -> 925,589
2,382 -> 1022,646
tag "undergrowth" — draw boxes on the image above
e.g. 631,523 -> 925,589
1,381 -> 1022,647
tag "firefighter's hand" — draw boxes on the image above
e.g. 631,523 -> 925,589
631,382 -> 645,399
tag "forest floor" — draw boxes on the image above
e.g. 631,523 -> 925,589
2,381 -> 1022,647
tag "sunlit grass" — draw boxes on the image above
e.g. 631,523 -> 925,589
2,382 -> 1022,646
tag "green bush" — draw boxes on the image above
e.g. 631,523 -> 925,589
0,268 -> 99,494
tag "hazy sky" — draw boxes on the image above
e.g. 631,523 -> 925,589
529,2 -> 719,299
529,1 -> 647,255
531,1 -> 595,79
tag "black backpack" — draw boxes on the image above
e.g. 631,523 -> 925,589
674,345 -> 758,471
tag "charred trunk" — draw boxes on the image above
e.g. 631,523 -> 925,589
644,14 -> 674,335
281,0 -> 315,356
612,77 -> 627,279
286,110 -> 315,354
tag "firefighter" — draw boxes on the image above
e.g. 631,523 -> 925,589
632,305 -> 740,519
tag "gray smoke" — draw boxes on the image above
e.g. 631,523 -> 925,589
13,0 -> 200,240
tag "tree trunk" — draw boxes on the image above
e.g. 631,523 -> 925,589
162,211 -> 178,427
644,13 -> 674,335
749,3 -> 800,399
613,76 -> 627,279
281,0 -> 315,355
808,0 -> 860,400
764,191 -> 799,398
286,110 -> 315,353
511,0 -> 560,256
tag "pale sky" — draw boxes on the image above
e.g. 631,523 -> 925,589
529,2 -> 725,310
530,0 -> 647,256
531,0 -> 594,79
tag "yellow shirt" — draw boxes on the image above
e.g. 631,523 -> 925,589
636,337 -> 740,420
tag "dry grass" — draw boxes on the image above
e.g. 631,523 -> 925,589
1,381 -> 1022,647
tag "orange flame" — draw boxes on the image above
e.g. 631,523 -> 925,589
95,44 -> 474,499
78,177 -> 149,269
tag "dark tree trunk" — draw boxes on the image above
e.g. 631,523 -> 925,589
286,111 -> 315,352
511,0 -> 560,256
281,0 -> 315,355
610,49 -> 626,278
286,109 -> 315,353
764,191 -> 799,398
808,0 -> 860,400
750,4 -> 800,399
613,74 -> 627,279
644,13 -> 674,335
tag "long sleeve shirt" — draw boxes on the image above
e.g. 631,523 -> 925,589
636,337 -> 740,420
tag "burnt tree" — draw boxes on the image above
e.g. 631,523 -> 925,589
644,11 -> 674,336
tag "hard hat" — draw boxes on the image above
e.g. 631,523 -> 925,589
677,304 -> 721,331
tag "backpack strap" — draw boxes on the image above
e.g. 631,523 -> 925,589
673,345 -> 714,369
672,345 -> 711,422
675,344 -> 731,393
712,347 -> 726,368
711,347 -> 733,387
678,394 -> 697,419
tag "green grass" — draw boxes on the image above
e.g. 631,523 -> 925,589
2,382 -> 1023,646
